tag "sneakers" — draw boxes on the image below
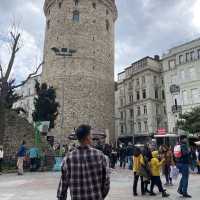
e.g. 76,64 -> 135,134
182,194 -> 192,198
150,192 -> 156,196
162,192 -> 170,198
177,189 -> 183,195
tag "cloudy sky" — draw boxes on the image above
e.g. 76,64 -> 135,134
0,0 -> 200,82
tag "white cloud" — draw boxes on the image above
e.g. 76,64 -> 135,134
1,0 -> 200,84
192,0 -> 200,32
0,30 -> 42,83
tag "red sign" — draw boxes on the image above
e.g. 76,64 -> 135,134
157,128 -> 166,135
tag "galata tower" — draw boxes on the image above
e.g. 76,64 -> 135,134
42,0 -> 118,143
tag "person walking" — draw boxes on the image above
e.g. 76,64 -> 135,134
142,144 -> 152,194
127,143 -> 134,170
17,141 -> 26,175
162,145 -> 174,186
150,151 -> 169,197
119,144 -> 127,168
0,146 -> 3,175
133,147 -> 145,196
189,146 -> 197,173
110,147 -> 118,169
176,137 -> 192,198
196,147 -> 200,174
57,124 -> 110,200
28,147 -> 39,171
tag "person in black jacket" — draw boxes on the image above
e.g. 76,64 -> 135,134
119,144 -> 127,168
127,143 -> 134,170
176,137 -> 192,198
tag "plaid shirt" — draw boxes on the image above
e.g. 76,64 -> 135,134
57,145 -> 110,200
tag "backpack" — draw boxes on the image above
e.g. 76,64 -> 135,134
174,145 -> 182,158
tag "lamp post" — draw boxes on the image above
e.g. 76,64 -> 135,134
113,116 -> 121,147
51,47 -> 77,153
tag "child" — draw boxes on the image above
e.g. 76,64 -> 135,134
150,151 -> 170,197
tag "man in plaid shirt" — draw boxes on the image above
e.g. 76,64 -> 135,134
57,124 -> 110,200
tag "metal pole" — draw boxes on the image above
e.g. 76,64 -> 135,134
59,57 -> 65,155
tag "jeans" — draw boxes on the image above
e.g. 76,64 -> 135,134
177,163 -> 189,195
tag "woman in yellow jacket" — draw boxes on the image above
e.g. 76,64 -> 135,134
150,151 -> 170,198
133,148 -> 145,196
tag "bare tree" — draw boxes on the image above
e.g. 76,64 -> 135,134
0,24 -> 43,108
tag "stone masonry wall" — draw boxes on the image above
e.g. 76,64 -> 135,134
42,0 -> 118,143
2,110 -> 35,159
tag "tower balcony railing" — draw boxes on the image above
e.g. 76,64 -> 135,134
170,84 -> 180,94
172,105 -> 182,113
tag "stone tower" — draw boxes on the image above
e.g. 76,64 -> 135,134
42,0 -> 117,143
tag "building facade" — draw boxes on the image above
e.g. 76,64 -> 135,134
13,75 -> 41,123
162,38 -> 200,133
42,0 -> 118,142
115,56 -> 167,143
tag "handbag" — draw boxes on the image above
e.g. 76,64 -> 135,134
170,166 -> 179,180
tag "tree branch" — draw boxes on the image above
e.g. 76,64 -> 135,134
12,61 -> 44,89
4,32 -> 21,81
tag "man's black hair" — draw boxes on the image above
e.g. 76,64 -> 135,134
76,124 -> 91,142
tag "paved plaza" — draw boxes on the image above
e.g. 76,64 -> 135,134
0,169 -> 200,200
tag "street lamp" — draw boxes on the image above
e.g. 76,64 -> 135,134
51,47 -> 77,150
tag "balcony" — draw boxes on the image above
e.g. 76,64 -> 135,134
172,105 -> 182,113
170,84 -> 180,94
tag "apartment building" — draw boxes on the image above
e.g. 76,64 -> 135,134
162,38 -> 200,133
115,56 -> 167,143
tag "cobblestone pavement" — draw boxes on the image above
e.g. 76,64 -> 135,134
0,168 -> 199,200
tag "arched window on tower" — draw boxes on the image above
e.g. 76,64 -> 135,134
92,2 -> 96,9
74,0 -> 79,6
47,20 -> 50,29
106,20 -> 110,31
73,10 -> 80,22
58,2 -> 62,9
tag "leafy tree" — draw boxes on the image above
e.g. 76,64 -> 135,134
32,81 -> 59,130
177,106 -> 200,134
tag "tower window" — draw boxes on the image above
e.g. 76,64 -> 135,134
47,20 -> 50,29
142,89 -> 146,99
106,20 -> 110,31
74,0 -> 79,6
136,91 -> 140,100
155,88 -> 158,99
59,2 -> 62,8
106,9 -> 109,15
73,10 -> 80,22
92,2 -> 96,9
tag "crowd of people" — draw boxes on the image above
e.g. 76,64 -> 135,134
132,137 -> 196,198
1,124 -> 200,200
